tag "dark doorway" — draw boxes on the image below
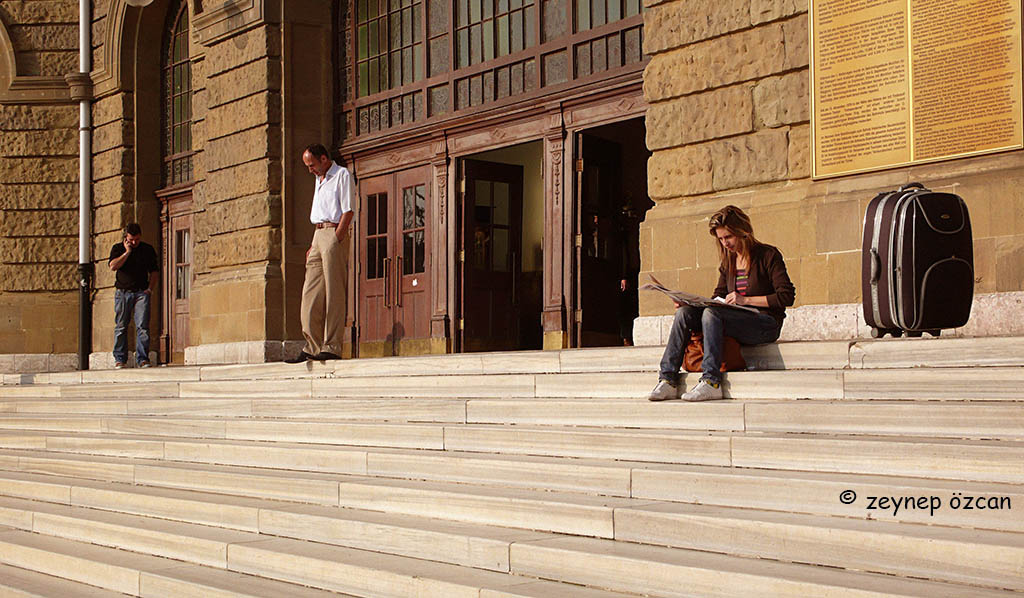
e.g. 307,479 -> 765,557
458,155 -> 535,353
573,117 -> 652,347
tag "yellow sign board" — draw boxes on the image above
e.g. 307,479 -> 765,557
811,0 -> 1023,178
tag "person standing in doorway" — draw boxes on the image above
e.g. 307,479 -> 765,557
108,222 -> 159,368
285,143 -> 354,363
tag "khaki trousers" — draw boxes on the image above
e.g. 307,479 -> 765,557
301,228 -> 349,356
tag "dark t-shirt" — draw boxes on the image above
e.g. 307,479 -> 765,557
108,241 -> 159,291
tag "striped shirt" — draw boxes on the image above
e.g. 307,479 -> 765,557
735,269 -> 749,296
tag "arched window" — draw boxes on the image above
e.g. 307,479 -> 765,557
163,0 -> 193,187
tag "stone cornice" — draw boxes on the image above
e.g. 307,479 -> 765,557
193,0 -> 272,46
0,13 -> 72,104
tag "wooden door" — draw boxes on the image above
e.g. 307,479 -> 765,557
574,133 -> 623,347
460,159 -> 524,352
357,168 -> 432,357
393,169 -> 432,355
358,175 -> 396,357
159,193 -> 193,364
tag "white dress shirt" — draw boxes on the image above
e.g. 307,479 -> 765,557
309,162 -> 353,224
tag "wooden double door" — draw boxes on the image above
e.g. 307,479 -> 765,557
358,167 -> 432,356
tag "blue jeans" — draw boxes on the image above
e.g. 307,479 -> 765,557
113,289 -> 151,364
659,305 -> 781,385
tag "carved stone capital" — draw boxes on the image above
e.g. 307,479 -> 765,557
64,72 -> 94,102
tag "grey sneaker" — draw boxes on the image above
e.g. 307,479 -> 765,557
681,379 -> 723,402
648,380 -> 679,402
138,361 -> 152,368
114,362 -> 126,369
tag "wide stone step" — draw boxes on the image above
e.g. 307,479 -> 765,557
633,463 -> 1024,532
0,415 -> 447,448
0,561 -> 128,598
7,337 -> 1019,389
0,529 -> 355,597
4,398 -> 1024,438
0,434 -> 636,495
0,511 -> 635,598
0,495 -> 263,567
466,399 -> 1024,437
0,464 -> 634,538
2,466 -> 1020,592
743,400 -> 1024,438
507,535 -> 1016,598
613,501 -> 1024,591
7,365 -> 1024,402
0,492 -> 553,575
225,535 -> 640,598
22,455 -> 1016,534
0,419 -> 1021,483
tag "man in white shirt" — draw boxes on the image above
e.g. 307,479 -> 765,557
286,143 -> 354,362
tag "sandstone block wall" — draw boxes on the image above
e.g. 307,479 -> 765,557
640,0 -> 1024,326
0,0 -> 81,366
196,23 -> 285,348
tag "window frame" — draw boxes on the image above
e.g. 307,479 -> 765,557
162,0 -> 196,188
335,0 -> 645,142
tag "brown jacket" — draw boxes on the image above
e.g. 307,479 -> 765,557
713,243 -> 796,324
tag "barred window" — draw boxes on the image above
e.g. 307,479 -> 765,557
456,0 -> 536,68
163,0 -> 193,186
575,0 -> 641,32
357,0 -> 425,97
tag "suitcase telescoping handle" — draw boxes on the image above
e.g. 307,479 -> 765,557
869,248 -> 881,283
898,182 -> 926,192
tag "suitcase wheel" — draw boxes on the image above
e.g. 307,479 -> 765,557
927,329 -> 941,337
870,327 -> 903,339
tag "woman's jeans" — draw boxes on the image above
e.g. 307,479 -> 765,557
659,305 -> 781,385
113,289 -> 151,364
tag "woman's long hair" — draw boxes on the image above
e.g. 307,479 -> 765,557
708,205 -> 762,274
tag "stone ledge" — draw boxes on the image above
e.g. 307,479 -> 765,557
88,351 -> 158,371
0,353 -> 77,375
633,291 -> 1024,345
185,340 -> 304,365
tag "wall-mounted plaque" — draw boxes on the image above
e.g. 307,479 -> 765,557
811,0 -> 1023,178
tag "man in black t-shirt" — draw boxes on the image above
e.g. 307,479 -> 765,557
108,223 -> 159,368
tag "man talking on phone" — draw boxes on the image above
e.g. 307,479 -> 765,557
108,223 -> 159,368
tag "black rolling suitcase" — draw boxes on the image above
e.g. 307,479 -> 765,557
862,183 -> 974,338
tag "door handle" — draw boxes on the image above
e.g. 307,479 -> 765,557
395,256 -> 403,308
383,256 -> 391,308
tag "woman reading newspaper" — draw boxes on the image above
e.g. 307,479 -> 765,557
649,205 -> 795,401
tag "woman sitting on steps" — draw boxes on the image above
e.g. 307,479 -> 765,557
649,205 -> 796,402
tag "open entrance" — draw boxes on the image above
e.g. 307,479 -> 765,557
458,141 -> 544,352
573,117 -> 652,347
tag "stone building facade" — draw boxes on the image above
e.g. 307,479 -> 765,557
0,0 -> 1022,373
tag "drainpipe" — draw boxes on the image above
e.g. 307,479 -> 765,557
66,0 -> 93,370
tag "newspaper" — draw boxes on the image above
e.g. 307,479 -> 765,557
640,275 -> 760,314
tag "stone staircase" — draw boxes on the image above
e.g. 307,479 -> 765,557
0,337 -> 1021,597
